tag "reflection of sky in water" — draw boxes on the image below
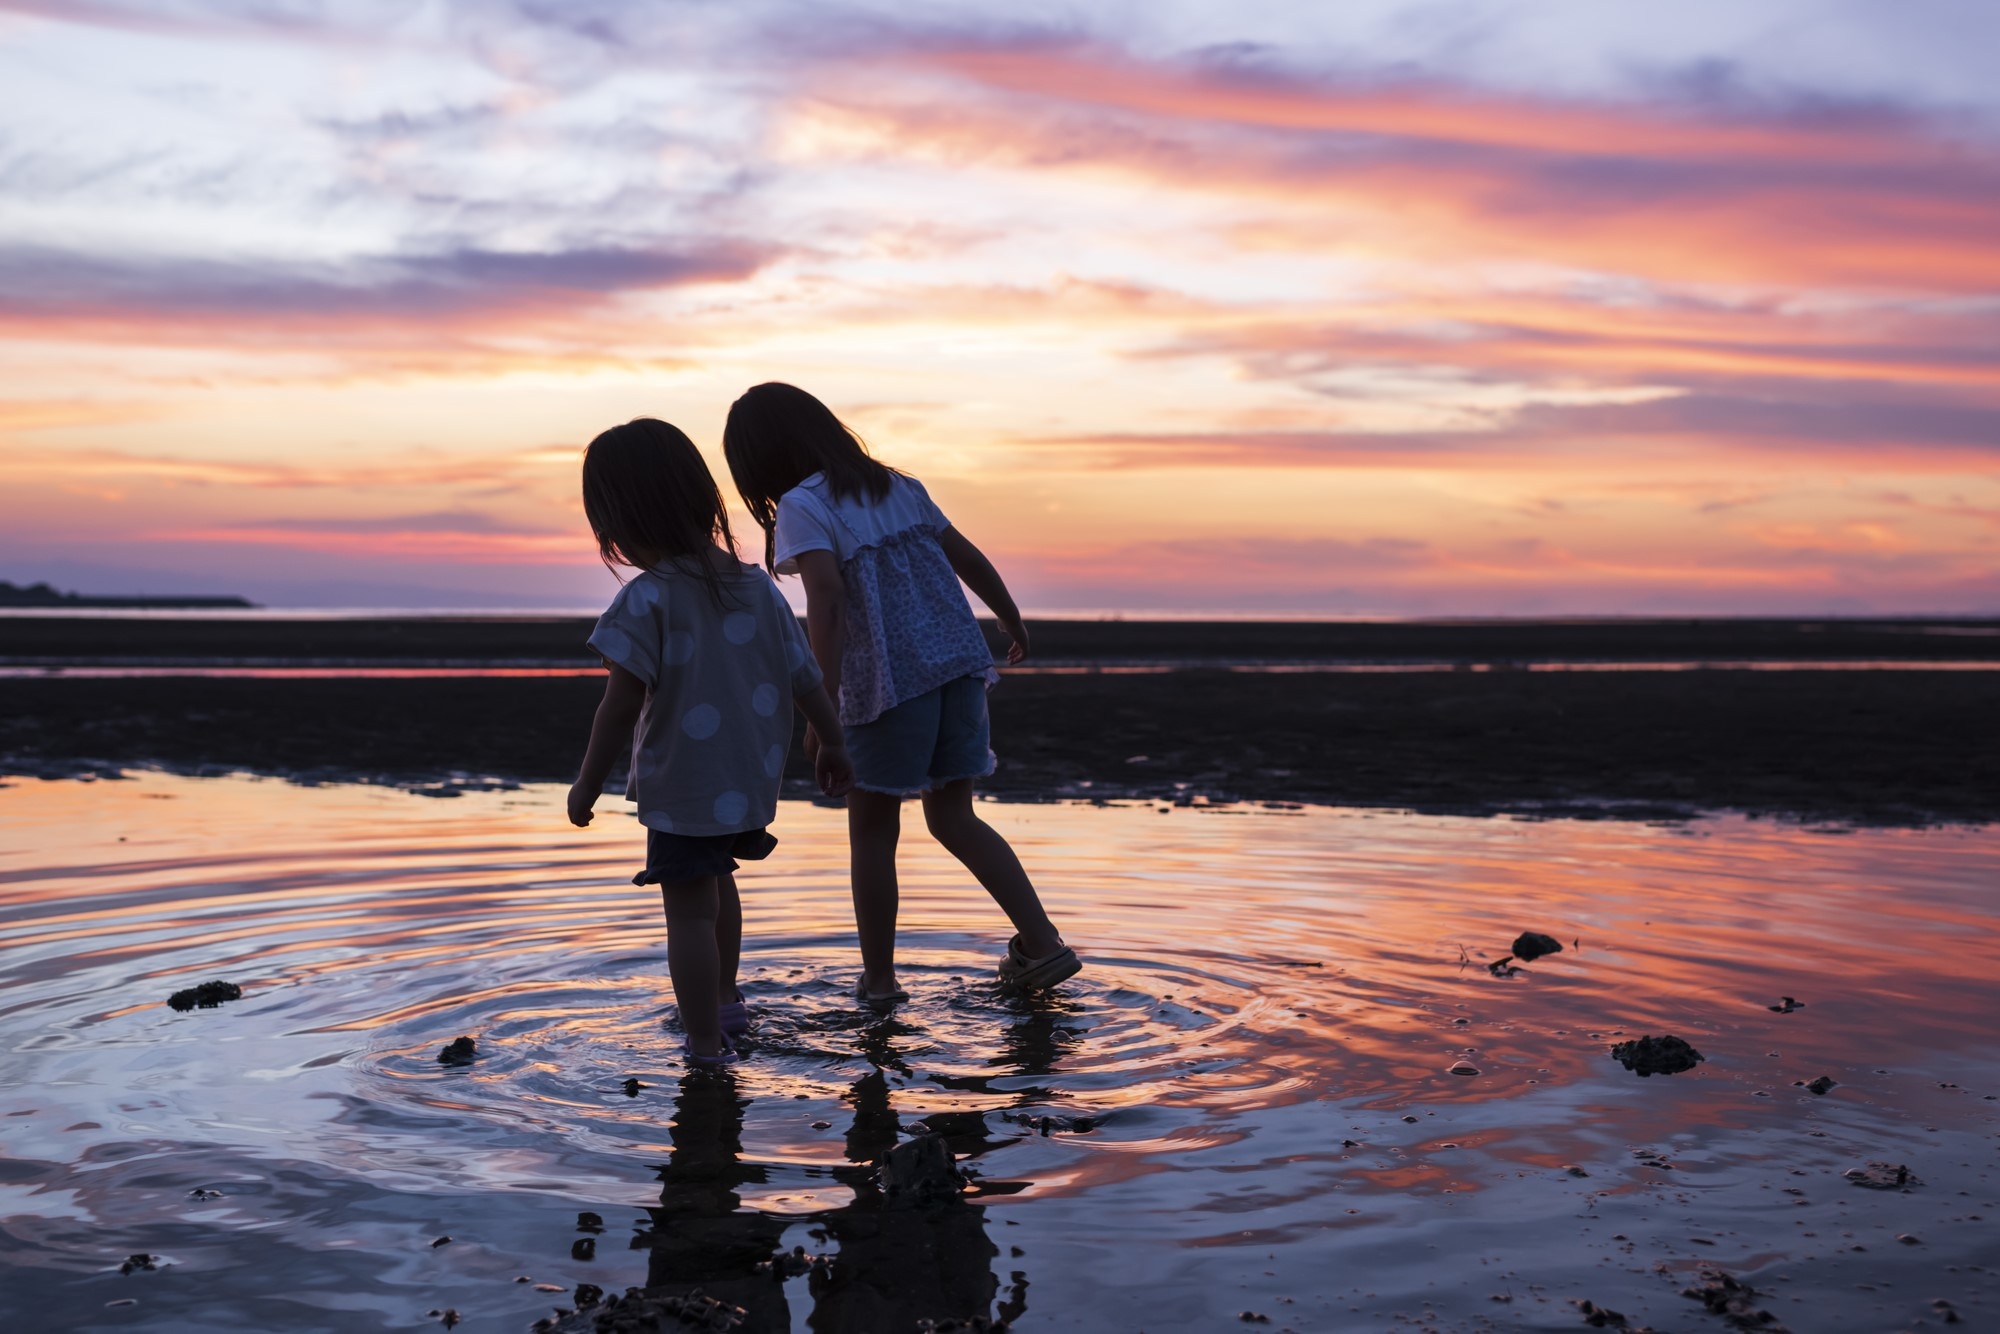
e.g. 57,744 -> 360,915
1,775 -> 1995,1331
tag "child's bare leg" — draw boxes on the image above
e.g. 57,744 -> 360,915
659,875 -> 725,1055
921,779 -> 1063,959
715,872 -> 742,1006
847,789 -> 902,993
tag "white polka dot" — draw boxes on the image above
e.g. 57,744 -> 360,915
663,630 -> 695,665
722,611 -> 758,644
763,742 -> 785,777
681,703 -> 721,739
751,683 -> 780,716
625,578 -> 660,611
713,790 -> 749,824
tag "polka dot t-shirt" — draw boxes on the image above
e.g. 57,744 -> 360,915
588,560 -> 821,837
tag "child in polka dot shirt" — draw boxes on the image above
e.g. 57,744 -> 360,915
568,418 -> 853,1067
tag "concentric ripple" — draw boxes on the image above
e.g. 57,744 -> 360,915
3,774 -> 1998,1333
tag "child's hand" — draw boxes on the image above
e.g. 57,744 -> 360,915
567,782 -> 599,827
815,741 -> 854,798
1001,617 -> 1030,664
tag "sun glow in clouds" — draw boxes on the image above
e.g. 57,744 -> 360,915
1,2 -> 1996,612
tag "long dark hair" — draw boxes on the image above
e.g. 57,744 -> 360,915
581,418 -> 739,605
722,382 -> 896,570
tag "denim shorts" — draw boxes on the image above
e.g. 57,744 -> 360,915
848,674 -> 997,796
631,826 -> 776,885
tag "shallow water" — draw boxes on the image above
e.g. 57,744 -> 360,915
1,775 -> 1996,1333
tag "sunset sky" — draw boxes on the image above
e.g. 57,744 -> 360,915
2,1 -> 1996,614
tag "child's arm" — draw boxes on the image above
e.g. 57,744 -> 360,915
794,548 -> 847,714
568,662 -> 647,827
937,527 -> 1030,664
794,681 -> 853,796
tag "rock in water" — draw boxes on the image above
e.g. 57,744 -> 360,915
876,1131 -> 966,1206
437,1036 -> 477,1065
1843,1161 -> 1920,1190
167,980 -> 242,1011
1805,1075 -> 1836,1095
1610,1035 -> 1705,1077
1510,932 -> 1564,962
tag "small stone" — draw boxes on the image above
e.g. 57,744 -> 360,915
1897,1234 -> 1922,1245
1806,1076 -> 1836,1095
1768,996 -> 1805,1013
576,1212 -> 604,1233
188,1188 -> 223,1200
118,1253 -> 158,1274
1565,1165 -> 1590,1177
1402,1115 -> 1419,1123
437,1036 -> 477,1065
1843,1162 -> 1920,1190
432,1310 -> 461,1329
571,1237 -> 596,1261
1448,1060 -> 1480,1076
166,980 -> 242,1012
429,1235 -> 452,1248
105,1299 -> 138,1308
811,1120 -> 832,1130
1238,1314 -> 1270,1324
1510,932 -> 1563,962
534,1283 -> 566,1293
574,1283 -> 603,1307
1609,1035 -> 1704,1077
622,1078 -> 644,1096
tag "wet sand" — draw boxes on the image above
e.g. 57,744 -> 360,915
0,775 -> 1994,1332
3,670 -> 1995,826
4,615 -> 1996,825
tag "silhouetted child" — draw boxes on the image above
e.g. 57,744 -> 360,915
568,418 -> 852,1065
722,383 -> 1079,1003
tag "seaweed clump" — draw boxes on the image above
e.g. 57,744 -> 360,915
167,980 -> 242,1012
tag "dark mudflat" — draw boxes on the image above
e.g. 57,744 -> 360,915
2,666 -> 1993,825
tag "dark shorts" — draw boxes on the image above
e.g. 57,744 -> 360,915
848,674 -> 997,796
631,826 -> 777,885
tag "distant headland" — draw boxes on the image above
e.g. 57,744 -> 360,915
0,580 -> 256,610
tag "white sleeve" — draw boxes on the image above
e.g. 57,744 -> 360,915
902,475 -> 950,531
773,490 -> 836,575
587,578 -> 662,687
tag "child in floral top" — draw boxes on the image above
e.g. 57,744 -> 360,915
724,383 -> 1080,1004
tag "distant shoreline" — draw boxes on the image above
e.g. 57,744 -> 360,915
0,580 -> 255,611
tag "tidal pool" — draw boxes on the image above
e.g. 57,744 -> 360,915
1,774 -> 1995,1332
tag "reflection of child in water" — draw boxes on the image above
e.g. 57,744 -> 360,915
567,420 -> 852,1069
633,1038 -> 1045,1333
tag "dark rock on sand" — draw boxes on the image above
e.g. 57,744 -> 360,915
1511,932 -> 1563,962
573,1283 -> 604,1307
1448,1060 -> 1480,1076
621,1079 -> 644,1097
118,1253 -> 159,1274
1610,1035 -> 1705,1077
570,1237 -> 596,1261
437,1036 -> 477,1065
876,1132 -> 966,1207
166,980 -> 241,1011
427,1309 -> 462,1329
429,1235 -> 452,1248
1768,996 -> 1805,1013
1680,1268 -> 1789,1331
576,1212 -> 604,1233
1805,1075 -> 1837,1095
1843,1161 -> 1921,1190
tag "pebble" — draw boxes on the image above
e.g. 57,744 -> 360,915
167,980 -> 242,1012
1447,1060 -> 1480,1076
429,1236 -> 452,1248
436,1037 -> 476,1066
